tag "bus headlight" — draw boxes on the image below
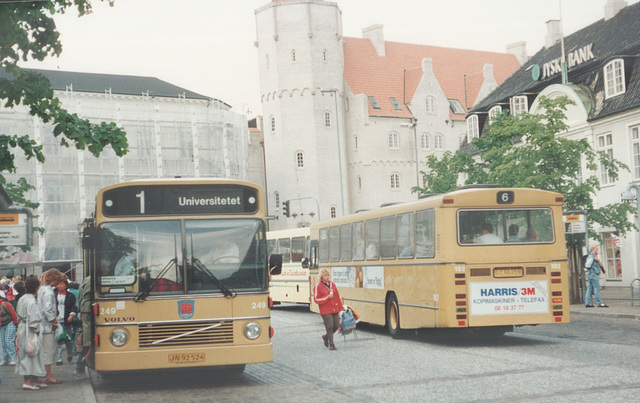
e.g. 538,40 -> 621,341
244,322 -> 261,340
110,329 -> 128,346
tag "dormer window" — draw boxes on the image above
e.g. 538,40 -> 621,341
449,99 -> 465,114
604,59 -> 625,99
390,98 -> 402,111
467,115 -> 479,141
368,96 -> 380,109
488,106 -> 502,121
510,96 -> 528,115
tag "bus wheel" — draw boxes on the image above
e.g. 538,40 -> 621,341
386,294 -> 401,338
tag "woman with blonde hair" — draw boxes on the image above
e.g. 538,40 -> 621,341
313,268 -> 344,351
37,268 -> 66,385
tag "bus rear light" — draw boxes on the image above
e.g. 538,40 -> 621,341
456,308 -> 467,313
552,298 -> 563,303
551,278 -> 561,284
553,311 -> 563,316
94,334 -> 100,347
456,301 -> 466,306
551,272 -> 561,277
455,294 -> 466,299
454,273 -> 465,278
554,317 -> 563,322
456,314 -> 467,320
458,321 -> 466,326
555,197 -> 564,203
268,297 -> 273,309
552,291 -> 562,296
443,198 -> 454,204
269,326 -> 274,338
92,303 -> 99,316
455,280 -> 466,285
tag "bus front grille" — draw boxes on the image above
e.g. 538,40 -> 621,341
139,321 -> 234,348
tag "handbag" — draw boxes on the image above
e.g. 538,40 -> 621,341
25,313 -> 39,357
57,328 -> 71,344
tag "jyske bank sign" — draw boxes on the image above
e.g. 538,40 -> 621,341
531,43 -> 595,81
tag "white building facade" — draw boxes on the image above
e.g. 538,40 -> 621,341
255,0 -> 522,230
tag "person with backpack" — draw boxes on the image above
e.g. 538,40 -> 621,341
313,268 -> 344,351
584,245 -> 608,308
0,291 -> 18,366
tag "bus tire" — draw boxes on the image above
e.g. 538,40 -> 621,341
386,294 -> 401,338
225,364 -> 246,374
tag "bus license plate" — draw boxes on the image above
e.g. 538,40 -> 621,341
169,353 -> 205,364
493,267 -> 523,278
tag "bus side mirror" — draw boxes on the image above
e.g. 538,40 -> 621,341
301,257 -> 309,269
269,254 -> 283,275
82,227 -> 99,250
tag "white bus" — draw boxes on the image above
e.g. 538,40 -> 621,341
267,227 -> 311,305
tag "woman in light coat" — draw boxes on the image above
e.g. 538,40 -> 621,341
37,268 -> 65,385
15,275 -> 46,390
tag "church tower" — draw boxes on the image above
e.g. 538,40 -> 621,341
255,0 -> 348,229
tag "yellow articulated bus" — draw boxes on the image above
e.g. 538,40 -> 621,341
309,186 -> 570,337
81,178 -> 281,373
267,227 -> 311,305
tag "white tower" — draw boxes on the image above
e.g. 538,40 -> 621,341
255,0 -> 348,229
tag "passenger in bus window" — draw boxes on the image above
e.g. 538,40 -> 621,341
474,223 -> 503,244
506,224 -> 521,242
366,243 -> 379,259
313,268 -> 344,351
525,228 -> 539,242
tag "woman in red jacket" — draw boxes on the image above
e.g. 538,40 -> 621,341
313,268 -> 344,350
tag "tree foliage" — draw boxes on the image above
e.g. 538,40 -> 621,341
0,0 -> 128,177
416,96 -> 635,238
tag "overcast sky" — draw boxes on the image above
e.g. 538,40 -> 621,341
21,0 -> 640,117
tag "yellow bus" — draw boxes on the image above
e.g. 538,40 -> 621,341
309,186 -> 570,337
267,227 -> 311,305
81,178 -> 281,373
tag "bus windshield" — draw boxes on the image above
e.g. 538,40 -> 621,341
457,208 -> 554,245
97,219 -> 267,295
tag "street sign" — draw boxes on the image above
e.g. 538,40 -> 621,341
0,213 -> 28,246
563,213 -> 586,234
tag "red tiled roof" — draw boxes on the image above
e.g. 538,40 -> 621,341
343,37 -> 521,118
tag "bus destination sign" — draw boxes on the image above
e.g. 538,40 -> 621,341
102,185 -> 259,217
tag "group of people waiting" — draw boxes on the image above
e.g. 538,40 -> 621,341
0,269 -> 92,390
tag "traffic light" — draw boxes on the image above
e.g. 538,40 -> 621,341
282,200 -> 290,217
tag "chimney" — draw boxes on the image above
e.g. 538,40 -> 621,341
474,64 -> 498,106
605,0 -> 627,20
545,20 -> 563,49
422,58 -> 433,75
506,41 -> 527,66
362,24 -> 385,57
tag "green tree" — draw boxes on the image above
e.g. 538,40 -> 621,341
0,0 -> 128,177
416,96 -> 635,238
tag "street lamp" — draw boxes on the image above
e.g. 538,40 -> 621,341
622,182 -> 640,220
400,117 -> 419,190
320,88 -> 345,216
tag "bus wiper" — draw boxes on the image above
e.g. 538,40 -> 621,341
135,257 -> 178,302
191,258 -> 235,297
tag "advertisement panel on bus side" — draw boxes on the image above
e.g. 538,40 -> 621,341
469,281 -> 549,315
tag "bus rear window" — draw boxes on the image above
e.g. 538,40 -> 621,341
458,208 -> 554,245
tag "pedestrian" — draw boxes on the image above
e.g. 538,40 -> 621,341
0,292 -> 18,366
313,268 -> 344,351
37,268 -> 65,384
67,281 -> 80,354
74,276 -> 92,377
15,275 -> 46,390
13,280 -> 26,305
55,276 -> 77,365
584,245 -> 608,308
